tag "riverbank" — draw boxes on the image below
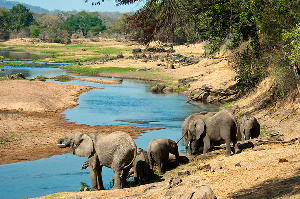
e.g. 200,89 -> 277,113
0,38 -> 299,198
0,80 -> 157,165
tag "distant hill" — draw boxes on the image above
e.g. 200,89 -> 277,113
0,0 -> 49,13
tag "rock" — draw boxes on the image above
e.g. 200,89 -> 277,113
178,170 -> 190,176
192,91 -> 210,103
178,78 -> 197,87
168,176 -> 182,188
132,48 -> 142,54
192,185 -> 217,199
235,163 -> 241,167
179,185 -> 217,199
9,73 -> 25,79
197,163 -> 211,171
278,158 -> 288,163
150,83 -> 168,93
169,62 -> 175,69
136,67 -> 150,71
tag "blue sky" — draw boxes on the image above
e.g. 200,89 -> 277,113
9,0 -> 145,13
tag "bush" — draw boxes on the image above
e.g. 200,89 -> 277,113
55,75 -> 72,82
31,27 -> 40,38
234,46 -> 267,92
272,58 -> 298,98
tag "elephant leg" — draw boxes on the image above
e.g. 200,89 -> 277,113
121,168 -> 130,188
232,134 -> 240,155
158,161 -> 163,176
97,165 -> 104,190
88,156 -> 104,190
112,168 -> 121,189
225,139 -> 231,157
203,136 -> 211,154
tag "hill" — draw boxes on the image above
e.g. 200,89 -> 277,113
0,0 -> 49,13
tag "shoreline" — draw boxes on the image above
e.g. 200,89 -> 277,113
0,80 -> 157,165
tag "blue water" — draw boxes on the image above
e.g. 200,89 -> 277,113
0,65 -> 217,199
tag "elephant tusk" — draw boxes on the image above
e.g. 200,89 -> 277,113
57,143 -> 66,147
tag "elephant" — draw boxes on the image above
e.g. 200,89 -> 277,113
147,138 -> 179,175
57,131 -> 137,190
240,115 -> 260,140
181,111 -> 216,155
189,109 -> 240,157
132,148 -> 152,185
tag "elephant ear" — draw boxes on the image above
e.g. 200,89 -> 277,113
73,133 -> 94,157
195,119 -> 206,140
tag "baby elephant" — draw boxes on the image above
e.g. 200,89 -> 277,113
147,139 -> 179,175
240,115 -> 260,140
133,148 -> 152,185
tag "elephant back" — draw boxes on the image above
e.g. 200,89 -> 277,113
96,131 -> 137,169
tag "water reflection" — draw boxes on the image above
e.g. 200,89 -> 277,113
0,51 -> 50,60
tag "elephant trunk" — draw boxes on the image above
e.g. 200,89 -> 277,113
187,141 -> 192,156
244,129 -> 252,140
57,137 -> 71,148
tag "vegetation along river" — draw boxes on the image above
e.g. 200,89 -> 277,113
0,61 -> 217,199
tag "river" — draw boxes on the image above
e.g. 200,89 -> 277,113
0,61 -> 217,198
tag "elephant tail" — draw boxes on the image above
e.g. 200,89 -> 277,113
123,142 -> 137,170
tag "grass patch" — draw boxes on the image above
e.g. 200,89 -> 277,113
63,65 -> 137,75
217,102 -> 233,111
54,75 -> 73,82
0,42 -> 132,63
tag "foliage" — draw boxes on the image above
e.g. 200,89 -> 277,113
36,75 -> 47,81
282,25 -> 300,65
61,11 -> 106,36
31,27 -> 40,38
8,4 -> 34,31
54,75 -> 72,82
234,46 -> 267,92
62,65 -> 137,75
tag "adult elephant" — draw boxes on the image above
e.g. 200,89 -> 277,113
181,111 -> 216,155
190,109 -> 240,157
147,139 -> 179,175
57,131 -> 137,190
240,115 -> 260,140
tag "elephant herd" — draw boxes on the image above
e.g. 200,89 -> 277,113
57,132 -> 180,190
181,109 -> 260,156
57,109 -> 260,190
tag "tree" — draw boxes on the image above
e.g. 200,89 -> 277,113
9,4 -> 34,31
61,11 -> 106,36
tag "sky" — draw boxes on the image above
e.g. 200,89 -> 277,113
9,0 -> 145,13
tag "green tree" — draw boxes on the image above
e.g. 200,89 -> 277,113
9,4 -> 34,31
61,11 -> 106,36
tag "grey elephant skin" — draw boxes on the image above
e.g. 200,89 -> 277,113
147,139 -> 179,175
57,131 -> 137,190
240,115 -> 260,140
192,109 -> 240,156
132,148 -> 152,185
181,111 -> 216,155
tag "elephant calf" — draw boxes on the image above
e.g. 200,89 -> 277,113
133,148 -> 152,185
240,115 -> 260,140
147,139 -> 179,175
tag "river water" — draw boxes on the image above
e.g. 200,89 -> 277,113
0,62 -> 217,198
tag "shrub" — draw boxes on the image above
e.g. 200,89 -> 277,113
234,46 -> 267,92
55,75 -> 72,82
272,58 -> 298,98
